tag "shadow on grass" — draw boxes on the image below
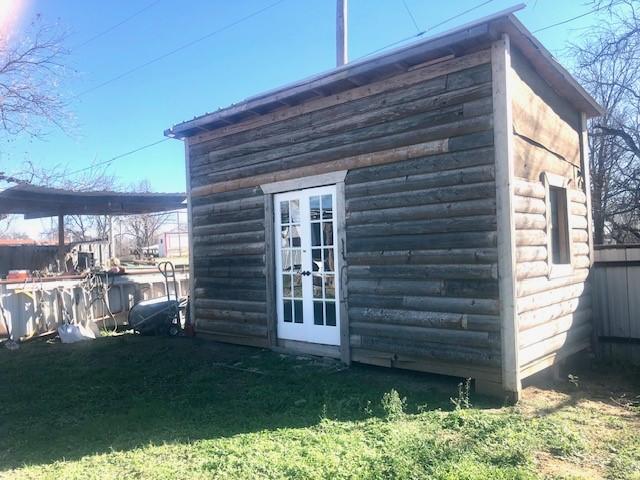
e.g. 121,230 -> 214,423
0,334 -> 496,470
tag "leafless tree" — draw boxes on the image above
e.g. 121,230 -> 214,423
124,180 -> 171,256
571,0 -> 640,243
0,16 -> 70,137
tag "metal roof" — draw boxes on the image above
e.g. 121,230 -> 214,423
0,184 -> 186,219
165,6 -> 603,139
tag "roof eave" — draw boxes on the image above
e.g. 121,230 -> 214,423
494,14 -> 604,118
166,6 -> 603,139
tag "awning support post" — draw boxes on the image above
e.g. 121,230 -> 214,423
58,214 -> 65,272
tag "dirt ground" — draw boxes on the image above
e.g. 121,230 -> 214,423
520,356 -> 640,479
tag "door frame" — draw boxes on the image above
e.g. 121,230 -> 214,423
274,185 -> 340,346
262,171 -> 350,364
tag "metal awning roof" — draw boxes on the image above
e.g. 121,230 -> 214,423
165,5 -> 603,139
0,184 -> 186,219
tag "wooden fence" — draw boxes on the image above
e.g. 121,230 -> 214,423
592,245 -> 640,366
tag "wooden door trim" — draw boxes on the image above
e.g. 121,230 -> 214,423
261,170 -> 347,194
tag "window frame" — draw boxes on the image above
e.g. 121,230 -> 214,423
543,172 -> 574,278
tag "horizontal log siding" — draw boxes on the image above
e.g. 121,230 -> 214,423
190,185 -> 269,346
513,177 -> 592,378
343,54 -> 500,377
188,49 -> 503,376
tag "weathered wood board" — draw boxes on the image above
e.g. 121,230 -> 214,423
186,48 -> 501,382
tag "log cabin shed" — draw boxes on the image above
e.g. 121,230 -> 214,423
165,9 -> 603,400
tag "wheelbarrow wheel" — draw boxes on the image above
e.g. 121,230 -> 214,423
168,324 -> 180,337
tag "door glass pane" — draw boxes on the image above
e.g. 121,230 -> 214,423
290,225 -> 301,247
281,226 -> 290,247
322,222 -> 333,246
321,195 -> 333,219
312,274 -> 323,299
282,275 -> 291,297
312,249 -> 321,272
293,273 -> 302,298
280,201 -> 289,223
323,248 -> 334,272
294,300 -> 303,324
311,222 -> 321,246
291,250 -> 302,272
290,199 -> 300,223
314,301 -> 324,325
310,196 -> 320,220
325,302 -> 336,326
324,274 -> 335,299
283,300 -> 292,322
281,251 -> 291,271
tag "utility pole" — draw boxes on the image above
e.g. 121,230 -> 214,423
336,0 -> 348,66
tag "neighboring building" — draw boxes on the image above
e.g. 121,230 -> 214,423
165,10 -> 602,400
0,238 -> 109,277
158,230 -> 189,257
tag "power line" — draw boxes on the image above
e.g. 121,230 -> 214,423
72,0 -> 163,50
65,1 -> 288,178
401,0 -> 422,34
361,0 -> 495,58
67,138 -> 170,176
66,0 -> 491,178
71,0 -> 288,100
66,2 -> 604,181
532,6 -> 601,33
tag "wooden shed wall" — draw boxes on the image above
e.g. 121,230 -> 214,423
187,47 -> 502,382
509,48 -> 592,379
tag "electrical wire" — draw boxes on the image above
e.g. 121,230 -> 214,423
66,138 -> 170,176
72,0 -> 164,50
65,2 -> 605,180
401,0 -> 422,33
71,0 -> 288,100
532,6 -> 602,33
360,0 -> 495,59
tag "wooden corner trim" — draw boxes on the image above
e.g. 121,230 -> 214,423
492,33 -> 521,396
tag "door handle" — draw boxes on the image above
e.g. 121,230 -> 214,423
300,271 -> 311,276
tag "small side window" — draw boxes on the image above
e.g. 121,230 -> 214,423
549,185 -> 570,264
544,172 -> 573,277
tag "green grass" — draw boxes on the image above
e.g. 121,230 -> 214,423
0,335 -> 638,479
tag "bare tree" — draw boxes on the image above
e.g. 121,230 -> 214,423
571,0 -> 640,243
124,180 -> 171,256
0,16 -> 70,137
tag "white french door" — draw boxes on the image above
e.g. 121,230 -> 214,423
274,185 -> 340,346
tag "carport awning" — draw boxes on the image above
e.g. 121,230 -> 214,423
0,184 -> 186,219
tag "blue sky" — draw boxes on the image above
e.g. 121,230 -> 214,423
2,0 -> 599,235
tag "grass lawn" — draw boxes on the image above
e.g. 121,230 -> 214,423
0,334 -> 638,479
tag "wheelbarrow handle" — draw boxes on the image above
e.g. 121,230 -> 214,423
157,261 -> 175,278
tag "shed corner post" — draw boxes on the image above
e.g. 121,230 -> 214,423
335,180 -> 351,365
579,113 -> 595,266
264,192 -> 277,347
491,33 -> 521,401
184,140 -> 196,329
58,214 -> 65,272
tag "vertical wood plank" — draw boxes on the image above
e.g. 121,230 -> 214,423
184,142 -> 196,328
591,266 -> 607,357
605,267 -> 630,338
492,34 -> 520,398
336,180 -> 351,364
626,265 -> 640,340
264,193 -> 277,346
